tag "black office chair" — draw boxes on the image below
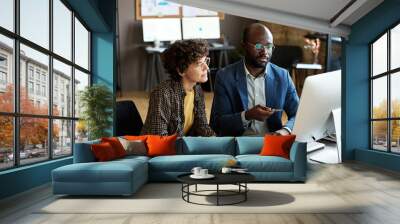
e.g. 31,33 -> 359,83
116,100 -> 143,136
270,45 -> 303,71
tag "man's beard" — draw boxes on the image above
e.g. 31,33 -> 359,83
245,55 -> 268,68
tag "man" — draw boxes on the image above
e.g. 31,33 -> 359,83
210,23 -> 299,136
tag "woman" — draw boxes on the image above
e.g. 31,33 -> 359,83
141,39 -> 215,137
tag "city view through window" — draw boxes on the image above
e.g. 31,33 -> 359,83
371,23 -> 400,153
0,0 -> 90,170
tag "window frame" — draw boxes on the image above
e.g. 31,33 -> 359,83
370,20 -> 400,154
0,0 -> 92,171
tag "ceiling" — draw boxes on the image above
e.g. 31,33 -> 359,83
169,0 -> 384,37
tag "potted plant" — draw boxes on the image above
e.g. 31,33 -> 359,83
79,84 -> 113,140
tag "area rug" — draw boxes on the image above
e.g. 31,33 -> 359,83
37,183 -> 362,214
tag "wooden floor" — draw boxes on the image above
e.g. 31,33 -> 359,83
1,162 -> 400,224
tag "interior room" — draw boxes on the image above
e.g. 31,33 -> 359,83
0,0 -> 400,223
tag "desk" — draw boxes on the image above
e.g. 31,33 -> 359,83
144,46 -> 166,91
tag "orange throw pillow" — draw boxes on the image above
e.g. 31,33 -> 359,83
91,142 -> 117,161
260,134 -> 296,159
124,135 -> 148,141
146,134 -> 178,157
101,137 -> 126,158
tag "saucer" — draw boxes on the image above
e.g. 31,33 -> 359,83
190,174 -> 215,179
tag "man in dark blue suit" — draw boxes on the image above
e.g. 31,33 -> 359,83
210,23 -> 299,136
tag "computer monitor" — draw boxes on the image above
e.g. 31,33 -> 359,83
292,70 -> 341,143
182,17 -> 220,39
142,18 -> 182,42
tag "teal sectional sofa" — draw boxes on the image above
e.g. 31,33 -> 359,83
52,137 -> 306,196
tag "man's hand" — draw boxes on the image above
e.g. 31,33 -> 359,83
245,105 -> 274,121
273,128 -> 290,136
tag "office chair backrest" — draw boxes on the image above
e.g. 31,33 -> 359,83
116,100 -> 143,136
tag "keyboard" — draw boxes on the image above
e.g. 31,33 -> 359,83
307,141 -> 326,152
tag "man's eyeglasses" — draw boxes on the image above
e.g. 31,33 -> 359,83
246,42 -> 275,52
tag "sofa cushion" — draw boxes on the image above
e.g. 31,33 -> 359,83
101,137 -> 127,158
91,142 -> 118,161
53,158 -> 147,183
260,135 -> 296,159
235,137 -> 264,155
147,134 -> 178,157
236,155 -> 293,172
118,137 -> 147,156
148,154 -> 235,172
179,137 -> 235,155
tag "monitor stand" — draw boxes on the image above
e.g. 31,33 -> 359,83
308,108 -> 342,164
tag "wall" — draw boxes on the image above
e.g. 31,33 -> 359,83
343,0 -> 400,172
117,0 -> 257,93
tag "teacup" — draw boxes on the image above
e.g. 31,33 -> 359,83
191,167 -> 202,176
199,169 -> 208,176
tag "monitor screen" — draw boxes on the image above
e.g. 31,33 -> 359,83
182,17 -> 220,39
292,70 -> 341,143
142,18 -> 182,42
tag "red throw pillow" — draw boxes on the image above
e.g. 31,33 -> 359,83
91,142 -> 118,161
146,134 -> 178,157
260,134 -> 296,159
101,137 -> 126,158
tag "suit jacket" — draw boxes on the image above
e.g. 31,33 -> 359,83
210,59 -> 299,136
141,79 -> 215,137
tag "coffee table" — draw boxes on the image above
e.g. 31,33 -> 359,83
177,173 -> 255,206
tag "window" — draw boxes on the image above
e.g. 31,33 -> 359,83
53,0 -> 72,60
29,67 -> 34,80
0,55 -> 7,87
0,0 -> 14,32
53,59 -> 72,117
28,81 -> 34,94
0,55 -> 7,67
35,70 -> 41,81
0,71 -> 6,85
42,85 -> 46,97
75,18 -> 90,70
36,83 -> 40,95
20,0 -> 49,49
0,0 -> 91,170
371,23 -> 400,154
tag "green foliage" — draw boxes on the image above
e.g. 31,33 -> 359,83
79,84 -> 113,140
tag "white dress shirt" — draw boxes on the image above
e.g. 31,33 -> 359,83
241,64 -> 290,136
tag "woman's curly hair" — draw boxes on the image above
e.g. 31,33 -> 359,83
161,39 -> 209,81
